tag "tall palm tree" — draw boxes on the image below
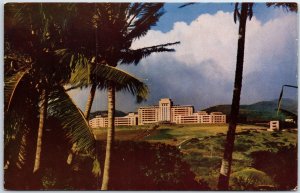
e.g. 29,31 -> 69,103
217,3 -> 297,190
179,2 -> 297,190
65,61 -> 151,166
57,3 -> 179,189
90,4 -> 179,189
5,3 -> 62,174
4,3 -> 96,176
60,3 -> 179,119
217,3 -> 253,190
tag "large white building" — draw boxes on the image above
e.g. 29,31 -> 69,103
138,98 -> 226,125
138,98 -> 194,125
89,98 -> 226,128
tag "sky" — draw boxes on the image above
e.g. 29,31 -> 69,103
68,3 -> 298,113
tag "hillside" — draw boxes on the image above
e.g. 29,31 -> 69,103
203,98 -> 297,122
245,98 -> 297,114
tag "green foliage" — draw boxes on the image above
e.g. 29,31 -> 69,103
41,168 -> 57,189
230,168 -> 273,190
4,3 -> 101,176
47,87 -> 95,155
250,145 -> 297,190
68,61 -> 149,102
4,70 -> 29,112
144,129 -> 174,140
102,141 -> 208,190
92,158 -> 101,177
150,126 -> 297,190
61,3 -> 179,105
5,117 -> 73,190
4,71 -> 39,171
234,137 -> 253,152
266,3 -> 298,12
5,140 -> 208,190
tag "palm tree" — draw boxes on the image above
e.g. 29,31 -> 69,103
217,3 -> 297,190
56,3 -> 179,189
4,3 -> 96,176
179,2 -> 297,190
65,61 -> 151,167
90,4 -> 179,189
217,3 -> 252,190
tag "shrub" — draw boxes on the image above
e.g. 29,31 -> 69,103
230,168 -> 274,190
250,145 -> 297,190
103,141 -> 209,190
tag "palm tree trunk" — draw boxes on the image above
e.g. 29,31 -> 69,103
101,81 -> 115,190
67,84 -> 97,165
33,89 -> 48,173
217,3 -> 249,190
84,83 -> 97,120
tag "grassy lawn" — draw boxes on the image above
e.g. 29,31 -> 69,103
143,124 -> 268,145
93,123 -> 268,142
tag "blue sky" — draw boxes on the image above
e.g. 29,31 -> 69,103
153,3 -> 281,32
69,3 -> 298,113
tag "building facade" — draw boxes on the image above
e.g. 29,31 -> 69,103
137,98 -> 226,125
89,113 -> 138,128
138,98 -> 194,125
138,106 -> 159,125
89,98 -> 226,127
174,112 -> 226,124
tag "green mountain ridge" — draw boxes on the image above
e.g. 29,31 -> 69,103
203,98 -> 297,122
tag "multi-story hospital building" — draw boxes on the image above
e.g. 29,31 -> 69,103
89,98 -> 226,128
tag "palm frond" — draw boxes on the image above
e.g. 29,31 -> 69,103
92,65 -> 149,102
5,119 -> 32,170
69,62 -> 149,102
4,69 -> 30,112
47,86 -> 96,155
124,3 -> 147,30
55,49 -> 89,71
248,3 -> 254,20
178,3 -> 195,8
266,3 -> 298,12
4,77 -> 39,171
120,41 -> 180,65
234,3 -> 240,23
126,3 -> 164,40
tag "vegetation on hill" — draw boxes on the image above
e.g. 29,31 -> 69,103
230,168 -> 274,190
93,124 -> 297,190
178,129 -> 297,190
203,98 -> 297,122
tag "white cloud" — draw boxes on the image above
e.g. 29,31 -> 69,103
70,11 -> 298,112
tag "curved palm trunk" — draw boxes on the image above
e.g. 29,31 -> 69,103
84,83 -> 97,120
33,88 -> 48,173
217,3 -> 249,190
101,82 -> 115,190
67,84 -> 97,165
